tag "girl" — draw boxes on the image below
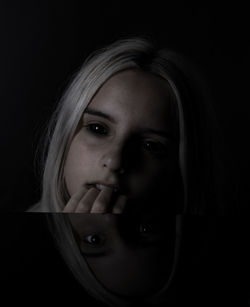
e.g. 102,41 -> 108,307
29,37 -> 223,214
28,37 -> 224,305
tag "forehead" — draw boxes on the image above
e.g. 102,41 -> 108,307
88,69 -> 178,128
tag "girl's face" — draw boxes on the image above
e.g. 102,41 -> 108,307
69,213 -> 177,297
64,69 -> 181,212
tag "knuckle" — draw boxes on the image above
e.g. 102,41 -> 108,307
78,199 -> 90,209
71,194 -> 80,203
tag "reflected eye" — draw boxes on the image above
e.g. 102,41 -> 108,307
79,233 -> 108,255
139,224 -> 152,235
86,123 -> 108,136
140,225 -> 150,234
137,223 -> 163,245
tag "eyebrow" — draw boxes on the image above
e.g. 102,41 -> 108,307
84,107 -> 176,140
84,107 -> 116,123
140,128 -> 176,140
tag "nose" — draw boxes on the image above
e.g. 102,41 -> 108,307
100,143 -> 125,174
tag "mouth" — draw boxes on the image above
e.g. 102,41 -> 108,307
86,183 -> 121,193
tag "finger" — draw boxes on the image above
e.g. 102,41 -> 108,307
90,186 -> 113,213
75,188 -> 100,213
112,195 -> 127,214
63,186 -> 86,212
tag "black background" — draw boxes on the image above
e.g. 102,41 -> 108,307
0,1 -> 249,305
0,1 -> 249,212
0,214 -> 249,306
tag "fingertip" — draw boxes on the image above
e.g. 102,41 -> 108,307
90,186 -> 114,213
76,187 -> 99,213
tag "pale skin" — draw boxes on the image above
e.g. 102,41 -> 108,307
68,213 -> 176,297
63,69 -> 180,214
62,69 -> 181,296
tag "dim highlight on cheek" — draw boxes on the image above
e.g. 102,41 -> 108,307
64,131 -> 98,195
63,70 -> 181,208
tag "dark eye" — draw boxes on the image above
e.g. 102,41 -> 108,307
82,234 -> 103,246
87,123 -> 108,136
137,223 -> 163,245
79,233 -> 108,255
139,224 -> 151,234
142,140 -> 168,155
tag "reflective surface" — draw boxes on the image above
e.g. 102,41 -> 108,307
2,214 -> 249,306
68,213 -> 178,299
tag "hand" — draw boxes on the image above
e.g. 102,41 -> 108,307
63,186 -> 127,213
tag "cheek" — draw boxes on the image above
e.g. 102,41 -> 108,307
64,138 -> 94,195
85,248 -> 171,297
151,160 -> 182,190
151,168 -> 184,213
131,160 -> 182,209
140,156 -> 179,187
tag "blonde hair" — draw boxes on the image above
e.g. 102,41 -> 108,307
31,36 -> 221,213
29,37 -> 225,305
46,213 -> 183,306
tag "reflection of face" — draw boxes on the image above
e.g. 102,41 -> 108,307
69,213 -> 176,297
64,69 -> 181,211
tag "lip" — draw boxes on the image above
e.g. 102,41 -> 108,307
86,182 -> 123,193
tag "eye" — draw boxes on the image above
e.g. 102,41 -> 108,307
86,123 -> 108,136
82,234 -> 104,246
79,233 -> 109,256
137,223 -> 163,245
142,140 -> 168,155
139,223 -> 156,235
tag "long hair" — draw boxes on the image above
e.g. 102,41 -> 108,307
31,36 -> 223,214
45,213 -> 183,306
29,37 -> 226,306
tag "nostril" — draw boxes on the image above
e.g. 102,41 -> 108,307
102,156 -> 124,173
